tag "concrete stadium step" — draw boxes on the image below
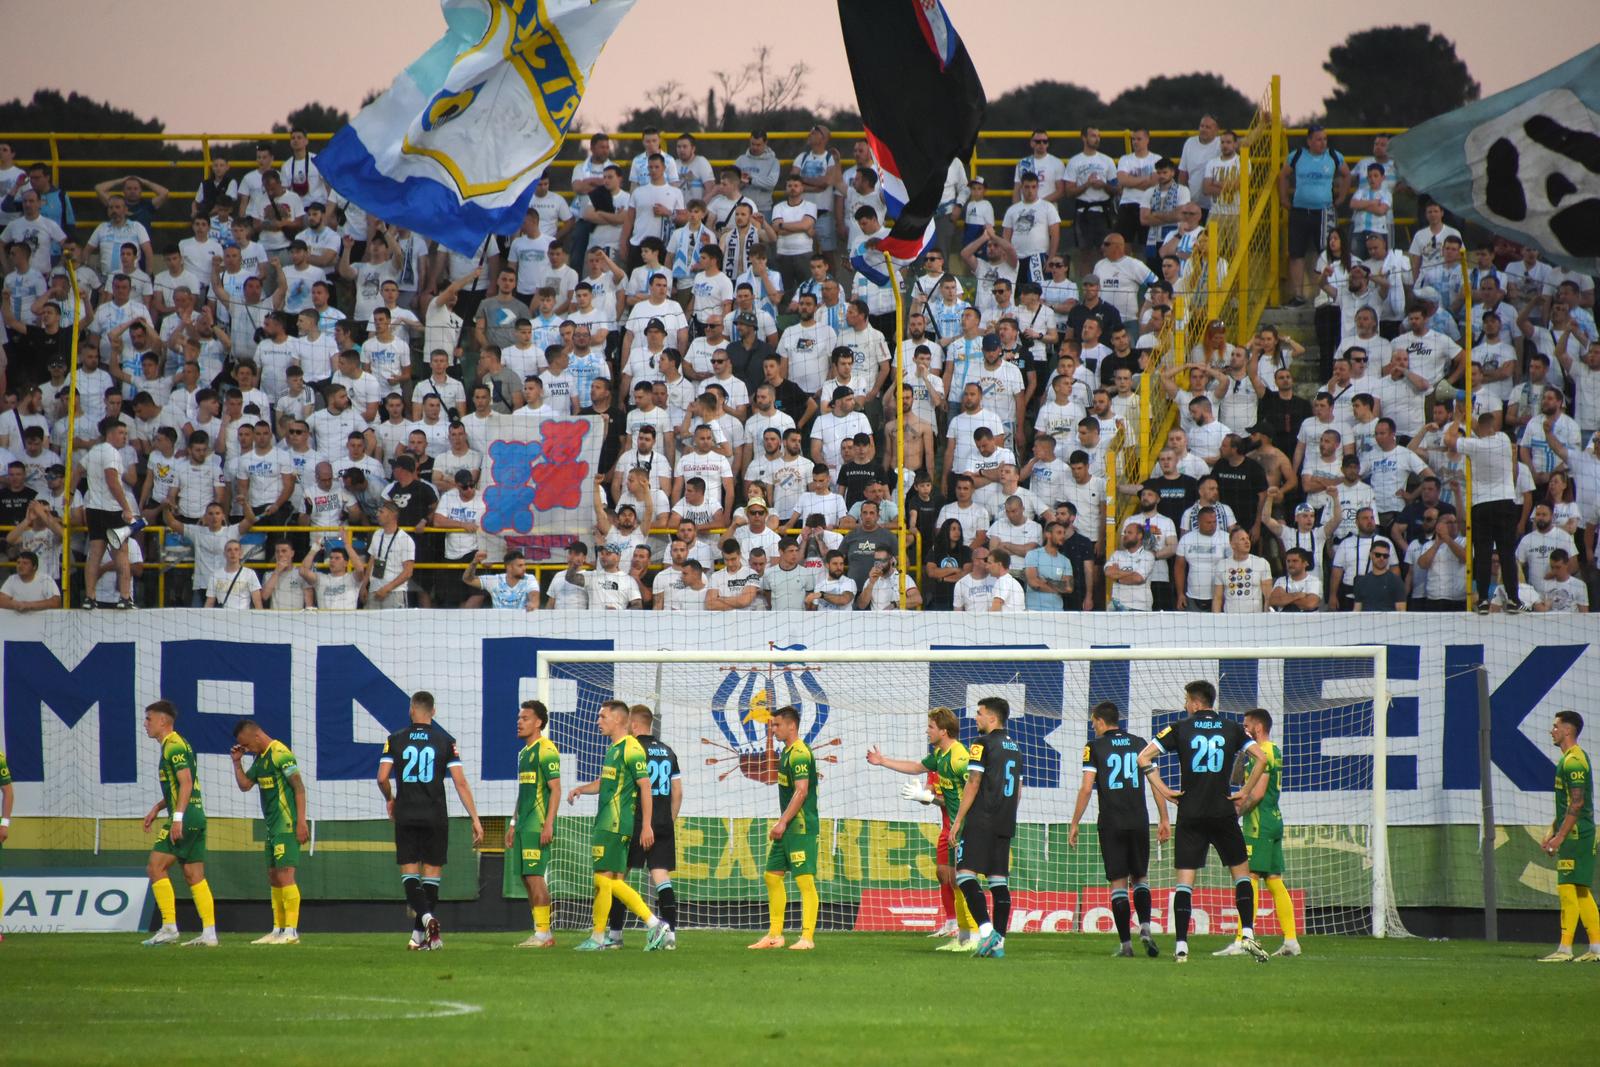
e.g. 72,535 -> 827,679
1259,304 -> 1324,400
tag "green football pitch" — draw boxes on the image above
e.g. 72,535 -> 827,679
7,932 -> 1594,1064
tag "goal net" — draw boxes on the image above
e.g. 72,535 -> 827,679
535,646 -> 1405,939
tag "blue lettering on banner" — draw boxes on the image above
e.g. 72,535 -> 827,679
1443,644 -> 1580,791
929,645 -> 1062,788
315,645 -> 412,780
3,642 -> 137,782
480,637 -> 614,780
160,640 -> 292,756
1085,646 -> 1130,748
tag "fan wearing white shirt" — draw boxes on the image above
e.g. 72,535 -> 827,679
1444,413 -> 1522,607
1214,527 -> 1271,613
806,550 -> 857,611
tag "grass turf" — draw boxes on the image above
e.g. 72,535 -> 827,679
7,931 -> 1595,1064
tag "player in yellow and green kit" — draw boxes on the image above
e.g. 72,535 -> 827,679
566,699 -> 668,952
867,707 -> 979,951
507,700 -> 562,948
0,748 -> 12,943
1540,710 -> 1600,962
1221,708 -> 1301,958
231,719 -> 309,945
140,700 -> 218,947
751,704 -> 820,951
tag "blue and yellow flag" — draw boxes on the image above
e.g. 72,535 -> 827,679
1391,45 -> 1600,273
318,0 -> 636,255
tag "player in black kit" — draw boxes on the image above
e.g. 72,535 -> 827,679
605,704 -> 683,948
1138,680 -> 1273,964
1071,701 -> 1170,958
950,696 -> 1024,960
377,691 -> 484,950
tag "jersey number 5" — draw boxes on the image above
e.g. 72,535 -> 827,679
1189,735 -> 1225,774
401,745 -> 436,784
1002,762 -> 1017,798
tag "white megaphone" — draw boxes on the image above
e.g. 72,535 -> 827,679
106,517 -> 147,551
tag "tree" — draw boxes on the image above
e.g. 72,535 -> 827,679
1322,25 -> 1479,127
713,45 -> 810,124
1109,74 -> 1254,132
275,103 -> 350,135
983,81 -> 1106,134
618,82 -> 699,132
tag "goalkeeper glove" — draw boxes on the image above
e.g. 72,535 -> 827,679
900,780 -> 936,805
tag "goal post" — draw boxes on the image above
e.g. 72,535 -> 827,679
536,644 -> 1402,939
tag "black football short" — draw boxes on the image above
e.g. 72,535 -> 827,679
86,507 -> 123,542
626,826 -> 676,871
1174,816 -> 1247,871
395,820 -> 449,867
1098,824 -> 1151,883
954,826 -> 1012,878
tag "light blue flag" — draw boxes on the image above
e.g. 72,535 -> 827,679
1390,45 -> 1600,273
318,0 -> 636,255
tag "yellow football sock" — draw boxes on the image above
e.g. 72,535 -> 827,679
534,905 -> 552,934
271,886 -> 285,929
281,884 -> 301,929
1577,887 -> 1600,945
1559,883 -> 1579,948
609,878 -> 654,923
953,882 -> 976,932
591,874 -> 613,936
796,874 -> 819,941
191,879 -> 216,929
152,878 -> 177,926
1269,877 -> 1297,941
764,872 -> 787,937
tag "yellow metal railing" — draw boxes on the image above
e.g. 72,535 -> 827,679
1109,76 -> 1288,540
21,521 -> 921,608
0,122 -> 1406,230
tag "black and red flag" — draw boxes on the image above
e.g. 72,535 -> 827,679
837,0 -> 988,261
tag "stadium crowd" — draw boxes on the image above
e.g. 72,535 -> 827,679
0,120 -> 1594,613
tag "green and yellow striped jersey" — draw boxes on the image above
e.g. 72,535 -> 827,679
778,740 -> 819,835
245,739 -> 301,835
0,749 -> 11,787
515,737 -> 562,832
595,735 -> 647,838
1556,745 -> 1594,835
919,741 -> 970,820
1243,740 -> 1282,838
159,731 -> 206,830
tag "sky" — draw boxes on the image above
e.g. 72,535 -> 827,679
2,0 -> 1593,136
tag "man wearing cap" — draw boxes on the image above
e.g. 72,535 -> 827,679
586,542 -> 643,609
383,455 -> 439,606
1278,125 -> 1350,307
811,387 -> 872,482
431,468 -> 487,607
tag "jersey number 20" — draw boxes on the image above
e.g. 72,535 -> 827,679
1189,735 -> 1225,774
401,745 -> 436,784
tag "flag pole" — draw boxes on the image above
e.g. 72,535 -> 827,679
887,255 -> 908,606
62,253 -> 83,606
